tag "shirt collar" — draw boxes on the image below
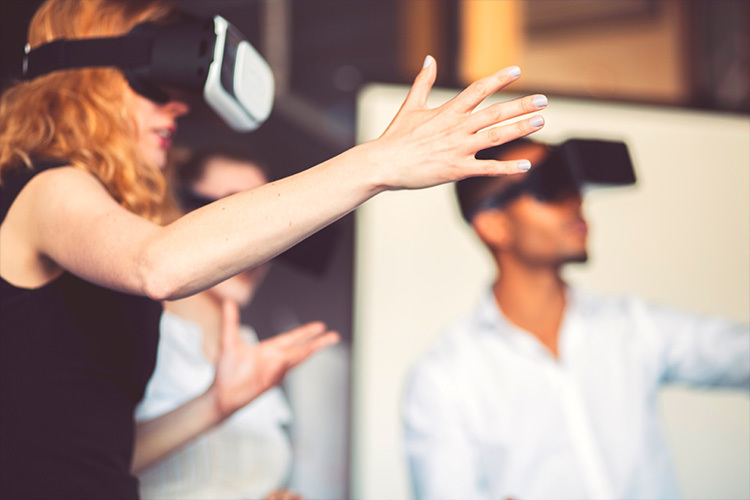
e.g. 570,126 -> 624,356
475,286 -> 583,363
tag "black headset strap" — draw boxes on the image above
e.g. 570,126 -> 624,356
23,36 -> 153,80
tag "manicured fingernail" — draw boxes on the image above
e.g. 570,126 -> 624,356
508,66 -> 521,77
533,95 -> 548,108
530,115 -> 544,127
423,55 -> 433,68
518,160 -> 531,171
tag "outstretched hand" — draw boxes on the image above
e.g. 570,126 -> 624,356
370,56 -> 547,190
210,300 -> 339,419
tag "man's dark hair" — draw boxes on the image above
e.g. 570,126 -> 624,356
455,138 -> 546,222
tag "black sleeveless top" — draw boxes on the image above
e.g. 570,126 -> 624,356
0,161 -> 162,499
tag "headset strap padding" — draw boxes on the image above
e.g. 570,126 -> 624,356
23,36 -> 153,80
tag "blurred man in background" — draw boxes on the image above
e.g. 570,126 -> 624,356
403,138 -> 750,500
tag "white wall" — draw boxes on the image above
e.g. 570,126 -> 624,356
352,84 -> 750,500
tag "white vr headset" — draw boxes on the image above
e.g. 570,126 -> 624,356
23,15 -> 274,132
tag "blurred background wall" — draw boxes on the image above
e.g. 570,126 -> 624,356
1,1 -> 748,499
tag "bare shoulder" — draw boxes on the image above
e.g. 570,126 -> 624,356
0,166 -> 72,286
23,165 -> 138,235
0,165 -> 123,288
6,165 -> 119,236
25,165 -> 112,206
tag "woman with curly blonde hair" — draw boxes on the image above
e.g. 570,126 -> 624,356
0,0 -> 546,498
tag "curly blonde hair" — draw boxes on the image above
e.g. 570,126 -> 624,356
0,0 -> 180,222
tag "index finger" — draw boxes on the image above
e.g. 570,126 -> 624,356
448,65 -> 521,114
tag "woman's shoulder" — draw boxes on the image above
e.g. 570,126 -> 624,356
16,164 -> 115,216
2,160 -> 66,207
1,158 -> 70,184
2,162 -> 99,200
27,163 -> 95,186
1,164 -> 108,228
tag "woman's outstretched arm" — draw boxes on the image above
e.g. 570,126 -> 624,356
3,60 -> 545,299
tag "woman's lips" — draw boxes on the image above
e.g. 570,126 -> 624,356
153,127 -> 174,149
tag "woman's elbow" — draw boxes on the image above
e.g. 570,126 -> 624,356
137,249 -> 184,301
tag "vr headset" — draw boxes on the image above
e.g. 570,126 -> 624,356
22,15 -> 274,132
469,138 -> 636,218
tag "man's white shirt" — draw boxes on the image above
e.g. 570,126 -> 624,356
403,287 -> 750,500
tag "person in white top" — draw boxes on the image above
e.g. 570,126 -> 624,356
403,138 -> 750,500
135,151 -> 308,500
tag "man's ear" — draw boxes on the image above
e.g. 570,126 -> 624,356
472,210 -> 509,250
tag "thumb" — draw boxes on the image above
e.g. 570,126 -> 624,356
402,55 -> 436,110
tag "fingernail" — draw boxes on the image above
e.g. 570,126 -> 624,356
518,160 -> 531,171
508,66 -> 521,77
530,115 -> 544,127
423,55 -> 433,68
533,95 -> 548,108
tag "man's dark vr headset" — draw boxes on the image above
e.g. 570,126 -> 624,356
469,138 -> 636,218
22,15 -> 273,132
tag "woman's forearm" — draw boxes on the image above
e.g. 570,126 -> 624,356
140,142 -> 382,300
132,389 -> 223,474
